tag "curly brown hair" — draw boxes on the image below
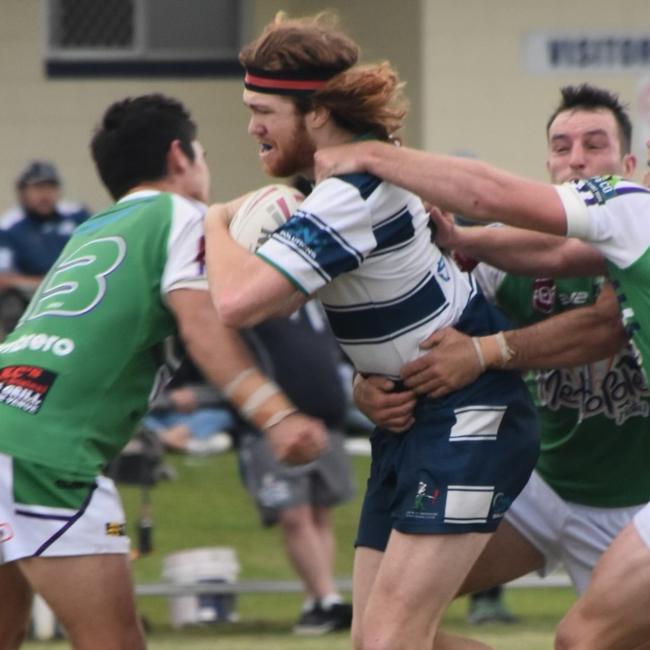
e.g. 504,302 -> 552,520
240,12 -> 408,141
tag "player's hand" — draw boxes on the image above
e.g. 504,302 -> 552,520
314,143 -> 371,183
206,193 -> 252,228
265,413 -> 328,465
428,207 -> 459,249
401,327 -> 483,398
168,387 -> 199,413
353,375 -> 416,433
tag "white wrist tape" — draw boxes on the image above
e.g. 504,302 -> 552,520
223,367 -> 256,399
471,337 -> 486,372
241,381 -> 281,418
495,331 -> 514,366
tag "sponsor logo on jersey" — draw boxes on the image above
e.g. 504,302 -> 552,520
580,175 -> 620,205
105,522 -> 126,537
536,345 -> 650,424
0,522 -> 14,543
532,278 -> 556,314
405,481 -> 441,520
436,257 -> 451,282
0,365 -> 57,415
0,333 -> 75,357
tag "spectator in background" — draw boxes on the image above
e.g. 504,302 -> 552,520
234,175 -> 356,635
143,355 -> 236,456
0,161 -> 90,336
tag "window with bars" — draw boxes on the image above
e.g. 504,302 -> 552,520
45,0 -> 247,77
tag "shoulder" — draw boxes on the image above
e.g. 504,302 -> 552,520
169,193 -> 206,223
0,206 -> 26,231
334,172 -> 382,201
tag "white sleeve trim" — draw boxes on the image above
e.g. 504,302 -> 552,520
555,184 -> 589,239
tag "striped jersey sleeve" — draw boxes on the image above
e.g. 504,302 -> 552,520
255,174 -> 483,378
256,177 -> 376,294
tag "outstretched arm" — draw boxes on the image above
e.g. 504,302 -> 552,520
402,282 -> 626,397
431,210 -> 605,277
316,142 -> 567,232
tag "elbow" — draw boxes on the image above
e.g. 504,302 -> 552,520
211,289 -> 255,328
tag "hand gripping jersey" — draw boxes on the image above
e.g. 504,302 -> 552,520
474,263 -> 650,508
257,174 -> 511,379
0,191 -> 207,478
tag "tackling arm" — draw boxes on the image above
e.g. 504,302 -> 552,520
317,142 -> 569,234
401,282 -> 627,397
204,200 -> 306,328
434,212 -> 606,277
167,288 -> 326,464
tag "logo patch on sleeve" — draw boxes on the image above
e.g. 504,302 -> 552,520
0,366 -> 57,414
581,176 -> 619,204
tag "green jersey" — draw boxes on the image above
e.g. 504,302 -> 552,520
474,254 -> 650,507
0,190 -> 207,478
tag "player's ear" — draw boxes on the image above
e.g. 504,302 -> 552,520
307,105 -> 331,130
167,139 -> 190,175
622,152 -> 636,178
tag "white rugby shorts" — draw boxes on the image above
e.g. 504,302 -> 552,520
0,453 -> 130,564
505,469 -> 643,594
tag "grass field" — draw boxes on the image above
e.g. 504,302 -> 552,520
23,450 -> 575,649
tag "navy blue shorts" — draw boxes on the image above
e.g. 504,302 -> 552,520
355,369 -> 539,550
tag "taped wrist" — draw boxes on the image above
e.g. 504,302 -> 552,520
224,367 -> 296,431
477,332 -> 515,369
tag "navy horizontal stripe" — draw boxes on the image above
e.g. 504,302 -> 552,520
336,173 -> 381,200
372,207 -> 415,253
275,212 -> 362,279
323,272 -> 446,342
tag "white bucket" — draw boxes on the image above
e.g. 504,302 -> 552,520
163,547 -> 240,627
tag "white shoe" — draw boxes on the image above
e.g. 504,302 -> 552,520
186,432 -> 233,456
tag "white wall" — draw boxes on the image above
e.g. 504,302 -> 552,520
0,0 -> 422,212
421,0 -> 650,182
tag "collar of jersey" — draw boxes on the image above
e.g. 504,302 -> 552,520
117,189 -> 161,203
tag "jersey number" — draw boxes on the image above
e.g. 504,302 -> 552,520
23,237 -> 127,321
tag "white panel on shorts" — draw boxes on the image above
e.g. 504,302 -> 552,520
444,485 -> 494,524
449,406 -> 506,442
633,503 -> 650,550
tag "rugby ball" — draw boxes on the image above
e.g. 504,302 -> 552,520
229,184 -> 304,252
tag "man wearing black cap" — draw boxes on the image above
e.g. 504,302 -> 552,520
0,161 -> 90,336
0,161 -> 90,293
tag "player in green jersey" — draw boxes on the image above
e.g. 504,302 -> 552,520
314,105 -> 650,649
354,84 -> 647,593
0,94 -> 326,650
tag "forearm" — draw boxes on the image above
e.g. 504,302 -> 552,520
0,272 -> 42,292
358,143 -> 569,235
477,295 -> 626,371
451,226 -> 598,277
204,204 -> 302,327
170,290 -> 297,432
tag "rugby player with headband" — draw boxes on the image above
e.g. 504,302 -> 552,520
204,12 -> 539,650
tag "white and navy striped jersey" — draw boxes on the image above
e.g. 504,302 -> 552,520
257,174 -> 506,379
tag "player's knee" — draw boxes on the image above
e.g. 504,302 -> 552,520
555,613 -> 585,650
278,506 -> 310,532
